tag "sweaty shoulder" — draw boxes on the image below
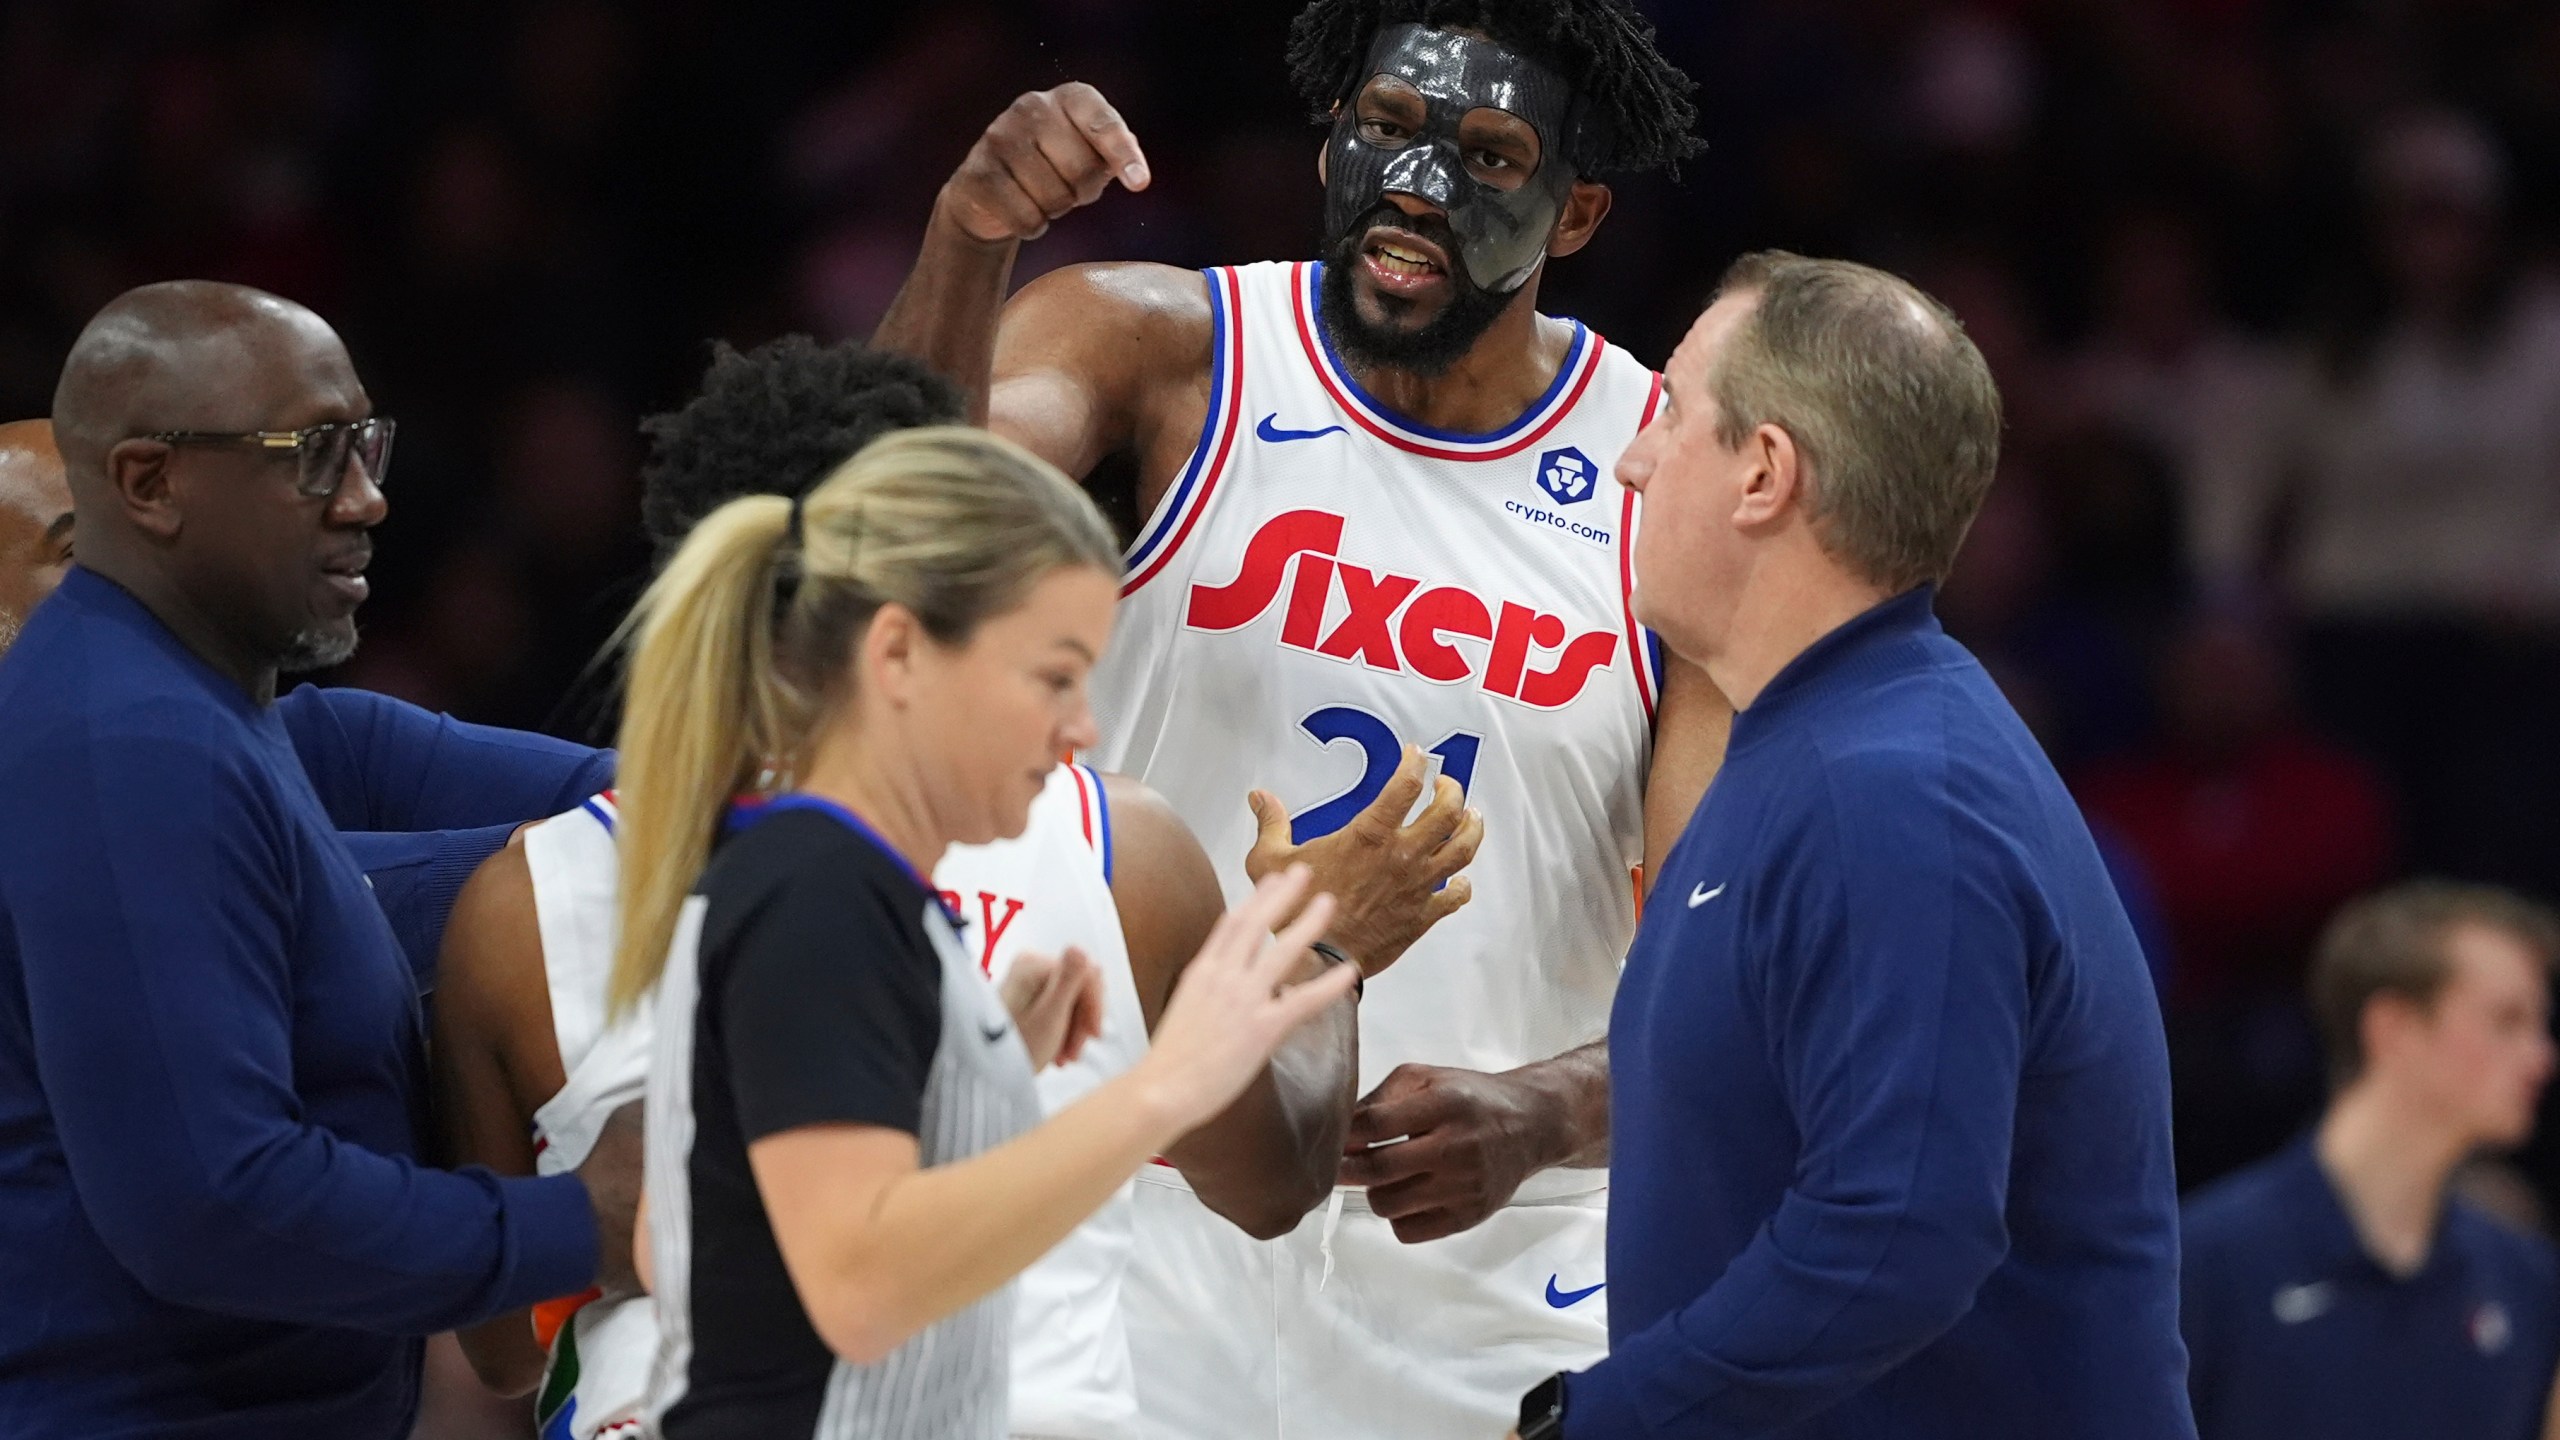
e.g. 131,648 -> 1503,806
1004,261 -> 1212,352
994,262 -> 1215,488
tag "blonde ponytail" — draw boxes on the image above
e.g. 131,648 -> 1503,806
605,425 -> 1119,1018
607,492 -> 805,1016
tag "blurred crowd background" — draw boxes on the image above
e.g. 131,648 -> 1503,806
6,0 -> 2559,1390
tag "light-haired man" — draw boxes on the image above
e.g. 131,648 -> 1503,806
1510,253 -> 2193,1440
2182,881 -> 2560,1440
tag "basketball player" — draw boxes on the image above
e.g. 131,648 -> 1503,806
874,3 -> 1726,1436
430,339 -> 1478,1440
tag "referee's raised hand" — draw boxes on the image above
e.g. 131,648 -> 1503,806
1134,864 -> 1358,1134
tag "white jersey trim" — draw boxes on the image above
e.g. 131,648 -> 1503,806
1290,260 -> 1606,461
1123,268 -> 1246,597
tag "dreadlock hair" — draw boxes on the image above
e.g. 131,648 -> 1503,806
636,335 -> 966,560
1286,0 -> 1702,177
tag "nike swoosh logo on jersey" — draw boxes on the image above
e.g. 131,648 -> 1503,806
2271,1281 -> 2336,1324
1256,414 -> 1347,444
980,1021 -> 1010,1044
1689,882 -> 1726,907
1545,1276 -> 1605,1309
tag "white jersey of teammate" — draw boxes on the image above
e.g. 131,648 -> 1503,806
519,765 -> 1151,1440
1087,260 -> 1659,1440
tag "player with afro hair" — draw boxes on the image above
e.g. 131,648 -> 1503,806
636,335 -> 964,559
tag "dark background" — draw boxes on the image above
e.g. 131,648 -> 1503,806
6,0 -> 2559,1426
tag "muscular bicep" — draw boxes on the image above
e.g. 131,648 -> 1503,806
1643,650 -> 1732,891
990,262 -> 1213,507
1099,772 -> 1225,1031
428,838 -> 562,1176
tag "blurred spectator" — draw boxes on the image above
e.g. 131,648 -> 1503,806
2247,109 -> 2560,621
2181,882 -> 2560,1440
2079,610 -> 2394,1179
2059,206 -> 2282,597
1940,463 -> 2155,769
2082,612 -> 2394,1007
2235,110 -> 2560,888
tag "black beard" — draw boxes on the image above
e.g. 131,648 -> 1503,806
1318,210 -> 1519,379
280,619 -> 359,674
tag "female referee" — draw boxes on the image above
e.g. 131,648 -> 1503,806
608,426 -> 1357,1440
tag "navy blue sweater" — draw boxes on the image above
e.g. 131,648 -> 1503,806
1567,588 -> 2193,1439
283,682 -> 614,981
0,569 -> 601,1439
2183,1137 -> 2559,1440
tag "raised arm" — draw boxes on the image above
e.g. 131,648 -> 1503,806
871,82 -> 1151,423
871,85 -> 1210,515
1109,773 -> 1361,1239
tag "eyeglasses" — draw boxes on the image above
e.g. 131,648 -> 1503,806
146,418 -> 397,499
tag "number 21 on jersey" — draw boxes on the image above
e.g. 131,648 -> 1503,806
1289,704 -> 1481,843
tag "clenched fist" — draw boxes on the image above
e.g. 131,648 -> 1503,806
1244,746 -> 1482,979
939,83 -> 1151,244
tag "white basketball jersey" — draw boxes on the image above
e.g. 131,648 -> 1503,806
935,762 -> 1150,1440
519,766 -> 1149,1440
1091,262 -> 1659,1202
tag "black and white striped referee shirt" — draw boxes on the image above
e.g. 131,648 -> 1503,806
641,795 -> 1040,1439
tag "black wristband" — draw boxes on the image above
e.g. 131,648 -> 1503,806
1517,1372 -> 1567,1440
1308,940 -> 1364,998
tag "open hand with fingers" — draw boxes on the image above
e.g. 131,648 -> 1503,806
1245,746 -> 1482,979
997,945 -> 1105,1070
939,82 -> 1151,245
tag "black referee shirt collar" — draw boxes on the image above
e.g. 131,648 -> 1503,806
1728,583 -> 1941,754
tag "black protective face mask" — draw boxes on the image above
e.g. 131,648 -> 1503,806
1320,23 -> 1584,295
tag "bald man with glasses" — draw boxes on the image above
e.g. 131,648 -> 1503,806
0,417 -> 618,980
0,281 -> 637,1440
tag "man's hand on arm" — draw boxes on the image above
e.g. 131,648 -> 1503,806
1338,1040 -> 1608,1244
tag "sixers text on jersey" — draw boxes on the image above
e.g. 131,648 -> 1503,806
1183,509 -> 1623,709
